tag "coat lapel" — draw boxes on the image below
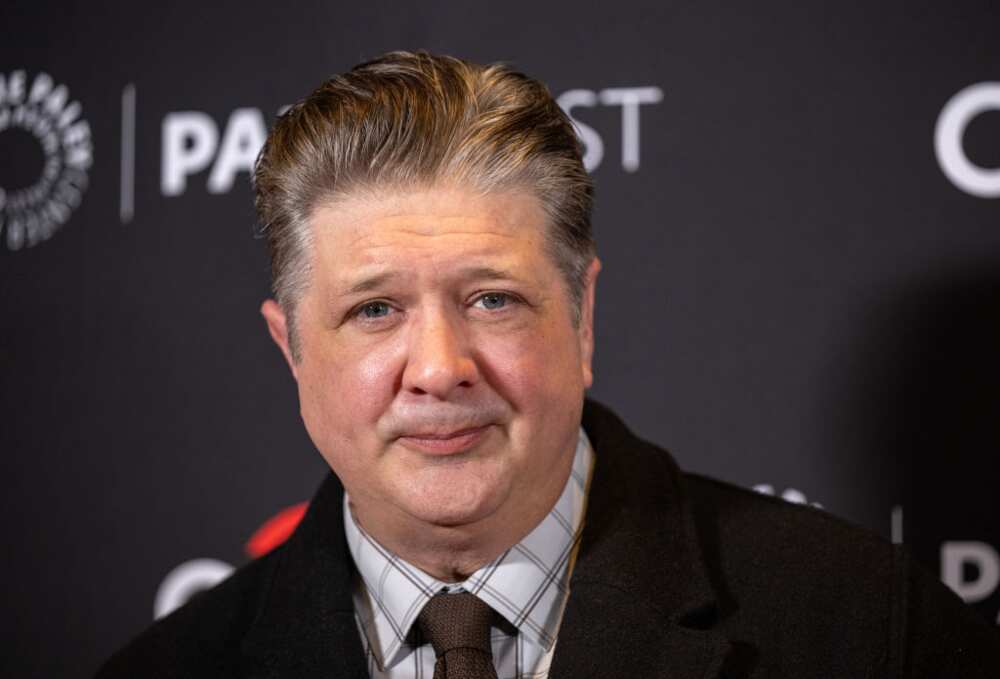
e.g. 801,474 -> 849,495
239,473 -> 369,678
549,400 -> 735,679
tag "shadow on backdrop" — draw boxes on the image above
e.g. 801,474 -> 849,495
827,258 -> 1000,623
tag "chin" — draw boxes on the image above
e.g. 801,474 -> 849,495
400,470 -> 509,528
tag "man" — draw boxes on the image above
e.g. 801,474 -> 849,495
98,51 -> 998,678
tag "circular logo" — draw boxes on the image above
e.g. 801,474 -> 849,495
934,82 -> 1000,199
0,70 -> 93,251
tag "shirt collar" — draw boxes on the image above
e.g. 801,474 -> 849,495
344,428 -> 594,671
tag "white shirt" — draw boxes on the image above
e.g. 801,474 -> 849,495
344,429 -> 594,679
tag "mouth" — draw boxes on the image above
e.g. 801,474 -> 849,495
397,425 -> 491,455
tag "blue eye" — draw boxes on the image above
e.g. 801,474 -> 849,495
476,293 -> 509,310
359,301 -> 392,319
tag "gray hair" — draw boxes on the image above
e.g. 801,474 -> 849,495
253,50 -> 594,360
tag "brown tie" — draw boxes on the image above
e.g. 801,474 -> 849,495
416,591 -> 499,679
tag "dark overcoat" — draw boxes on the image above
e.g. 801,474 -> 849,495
97,400 -> 1000,677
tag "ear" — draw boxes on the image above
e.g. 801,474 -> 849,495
579,257 -> 601,388
260,299 -> 299,379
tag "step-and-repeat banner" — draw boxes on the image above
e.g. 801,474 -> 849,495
2,2 -> 997,675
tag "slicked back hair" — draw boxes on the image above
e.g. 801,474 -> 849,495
253,51 -> 595,360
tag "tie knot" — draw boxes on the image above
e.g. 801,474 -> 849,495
417,591 -> 495,657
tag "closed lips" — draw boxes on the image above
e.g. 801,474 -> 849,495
402,426 -> 488,439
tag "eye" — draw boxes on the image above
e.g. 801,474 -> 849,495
473,292 -> 512,310
356,300 -> 393,320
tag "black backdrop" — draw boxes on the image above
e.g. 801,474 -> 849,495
2,2 -> 998,676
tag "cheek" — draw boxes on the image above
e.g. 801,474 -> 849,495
349,346 -> 402,420
297,338 -> 402,457
475,319 -> 583,412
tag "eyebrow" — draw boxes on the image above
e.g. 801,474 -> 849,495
456,265 -> 519,282
345,272 -> 400,296
341,265 -> 520,297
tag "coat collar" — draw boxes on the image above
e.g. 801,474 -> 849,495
239,471 -> 369,678
549,399 -> 735,678
241,399 -> 735,678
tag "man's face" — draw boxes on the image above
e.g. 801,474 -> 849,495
263,184 -> 598,539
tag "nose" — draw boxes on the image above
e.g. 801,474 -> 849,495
401,307 -> 480,399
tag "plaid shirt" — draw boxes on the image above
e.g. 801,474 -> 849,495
344,429 -> 594,679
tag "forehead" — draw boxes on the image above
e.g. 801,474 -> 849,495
307,185 -> 552,276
